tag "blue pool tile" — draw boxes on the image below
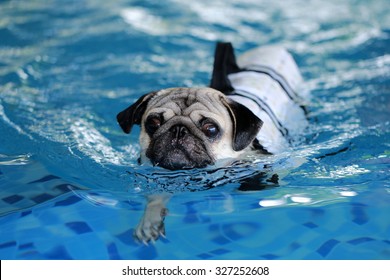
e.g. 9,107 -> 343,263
348,237 -> 374,245
210,248 -> 230,256
65,221 -> 93,234
20,210 -> 32,217
31,193 -> 54,203
197,253 -> 213,259
351,203 -> 368,225
303,222 -> 318,229
19,242 -> 34,250
289,242 -> 301,251
135,244 -> 158,260
261,253 -> 279,260
3,194 -> 24,204
107,242 -> 122,260
0,241 -> 17,249
317,239 -> 340,258
115,229 -> 139,247
45,245 -> 73,260
54,195 -> 82,207
53,184 -> 73,192
28,175 -> 60,184
211,235 -> 231,245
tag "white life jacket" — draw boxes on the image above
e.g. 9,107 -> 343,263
210,42 -> 308,154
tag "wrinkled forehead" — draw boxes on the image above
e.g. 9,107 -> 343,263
145,87 -> 229,122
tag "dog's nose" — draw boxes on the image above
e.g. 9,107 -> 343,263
170,125 -> 189,139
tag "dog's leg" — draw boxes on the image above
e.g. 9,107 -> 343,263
134,194 -> 171,244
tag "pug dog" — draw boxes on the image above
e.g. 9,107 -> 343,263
117,87 -> 264,170
117,42 -> 307,243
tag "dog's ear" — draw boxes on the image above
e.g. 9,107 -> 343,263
117,91 -> 157,134
221,97 -> 263,151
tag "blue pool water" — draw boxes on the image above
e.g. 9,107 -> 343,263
0,0 -> 389,260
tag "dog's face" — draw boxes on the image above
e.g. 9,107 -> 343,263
117,87 -> 263,170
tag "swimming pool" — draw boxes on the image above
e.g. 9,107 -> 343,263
0,0 -> 389,260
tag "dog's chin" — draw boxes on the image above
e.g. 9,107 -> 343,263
152,149 -> 210,170
146,137 -> 214,170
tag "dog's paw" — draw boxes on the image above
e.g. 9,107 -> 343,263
134,203 -> 168,244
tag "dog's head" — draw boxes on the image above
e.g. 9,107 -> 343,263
117,87 -> 263,170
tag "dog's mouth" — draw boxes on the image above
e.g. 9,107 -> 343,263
155,149 -> 207,170
146,132 -> 214,170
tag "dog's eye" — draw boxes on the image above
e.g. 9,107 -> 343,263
202,123 -> 219,139
145,116 -> 162,135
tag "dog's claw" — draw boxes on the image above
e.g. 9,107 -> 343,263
134,210 -> 168,244
133,195 -> 170,244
